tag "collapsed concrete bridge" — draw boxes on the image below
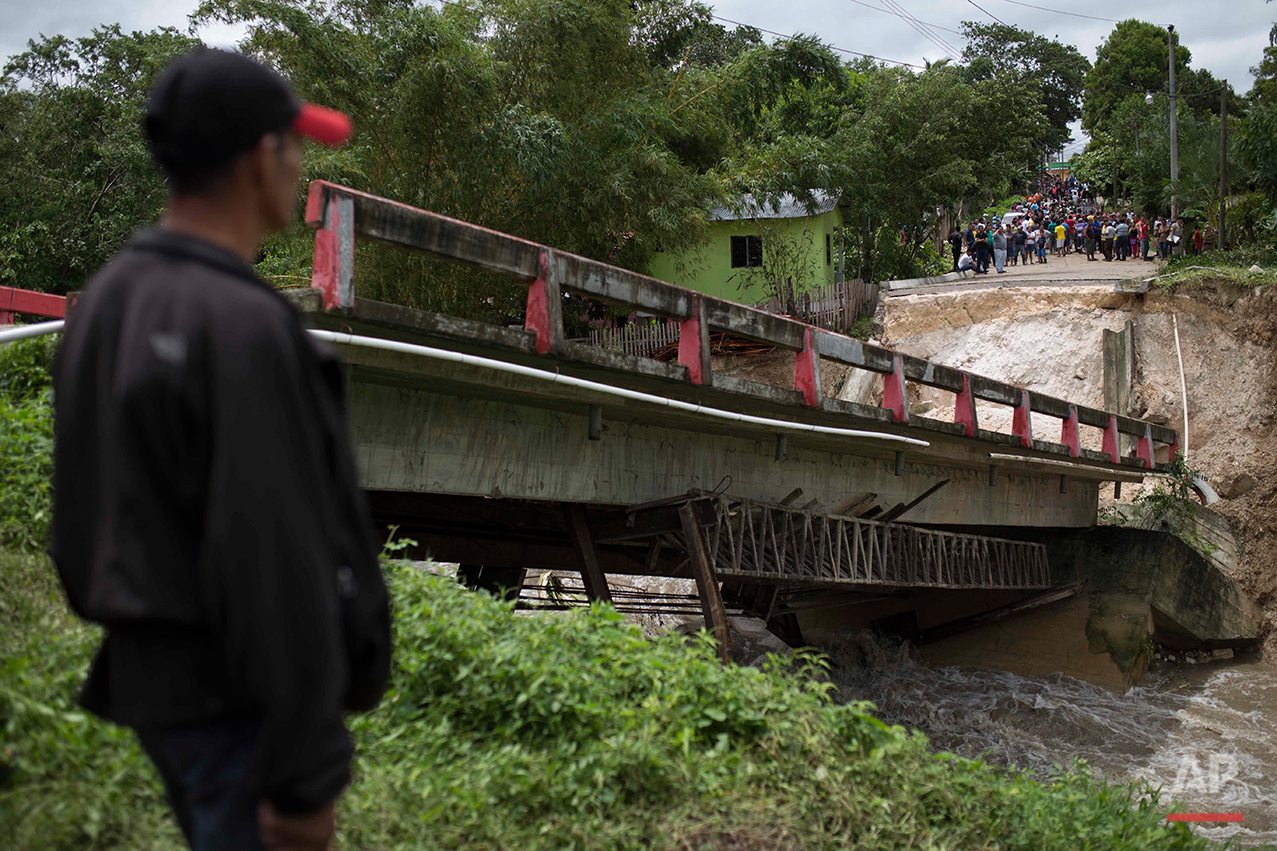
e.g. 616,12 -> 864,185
280,180 -> 1226,671
0,179 -> 1259,688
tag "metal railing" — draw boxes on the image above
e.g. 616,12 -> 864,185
303,180 -> 1180,472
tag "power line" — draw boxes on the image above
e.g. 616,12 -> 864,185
881,0 -> 964,48
878,0 -> 961,61
710,14 -> 927,69
964,0 -> 1010,27
995,0 -> 1117,24
880,0 -> 964,61
841,0 -> 966,37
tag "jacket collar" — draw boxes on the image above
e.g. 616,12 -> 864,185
128,229 -> 266,289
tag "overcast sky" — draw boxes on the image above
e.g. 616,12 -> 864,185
3,0 -> 1271,155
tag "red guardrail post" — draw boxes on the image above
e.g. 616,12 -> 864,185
1060,404 -> 1081,458
524,250 -> 561,355
1137,423 -> 1155,469
793,327 -> 821,406
305,182 -> 355,310
1102,415 -> 1121,464
882,353 -> 908,423
954,373 -> 978,437
1011,389 -> 1033,448
678,296 -> 711,386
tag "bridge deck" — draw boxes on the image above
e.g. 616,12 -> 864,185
298,180 -> 1178,482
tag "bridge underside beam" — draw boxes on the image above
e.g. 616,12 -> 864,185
350,373 -> 1102,528
369,491 -> 1051,593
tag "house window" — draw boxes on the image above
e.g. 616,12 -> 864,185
730,235 -> 762,268
826,233 -> 832,265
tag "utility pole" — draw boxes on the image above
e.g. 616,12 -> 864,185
1219,80 -> 1227,250
1168,25 -> 1179,218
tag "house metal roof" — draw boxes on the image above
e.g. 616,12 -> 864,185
708,191 -> 840,222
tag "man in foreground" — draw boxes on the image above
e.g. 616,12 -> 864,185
51,49 -> 391,850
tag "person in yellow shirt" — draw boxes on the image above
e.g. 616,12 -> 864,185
1054,222 -> 1067,257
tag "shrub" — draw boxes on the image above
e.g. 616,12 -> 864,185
0,335 -> 56,552
0,334 -> 55,402
1,554 -> 1225,851
0,551 -> 177,848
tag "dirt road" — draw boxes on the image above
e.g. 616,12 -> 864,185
897,251 -> 1160,296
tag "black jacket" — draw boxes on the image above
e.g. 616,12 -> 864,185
51,229 -> 391,814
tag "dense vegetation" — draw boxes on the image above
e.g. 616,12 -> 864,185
4,5 -> 1277,298
0,0 -> 1063,302
1073,17 -> 1277,249
0,550 -> 1227,850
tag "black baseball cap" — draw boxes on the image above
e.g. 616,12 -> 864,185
145,48 -> 351,177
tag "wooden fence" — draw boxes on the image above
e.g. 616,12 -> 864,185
588,320 -> 681,358
754,277 -> 877,333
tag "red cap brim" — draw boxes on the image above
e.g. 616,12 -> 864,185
292,103 -> 352,146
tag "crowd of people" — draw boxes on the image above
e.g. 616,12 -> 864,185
947,182 -> 1213,276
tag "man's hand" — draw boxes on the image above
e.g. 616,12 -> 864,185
258,800 -> 336,851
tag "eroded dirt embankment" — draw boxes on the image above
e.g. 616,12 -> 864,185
711,282 -> 1277,646
877,283 -> 1277,639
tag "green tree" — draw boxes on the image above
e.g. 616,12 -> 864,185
190,0 -> 732,316
1083,19 -> 1190,137
0,26 -> 202,295
1177,66 -> 1246,119
684,20 -> 763,67
1159,109 -> 1242,234
960,21 -> 1090,157
1239,102 -> 1277,213
1249,23 -> 1277,107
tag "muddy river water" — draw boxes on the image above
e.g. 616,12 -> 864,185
837,644 -> 1277,846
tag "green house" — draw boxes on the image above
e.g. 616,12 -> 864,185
648,192 -> 844,304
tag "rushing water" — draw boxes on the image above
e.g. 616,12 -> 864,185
834,637 -> 1277,847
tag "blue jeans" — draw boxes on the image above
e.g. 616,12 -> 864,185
136,717 -> 265,850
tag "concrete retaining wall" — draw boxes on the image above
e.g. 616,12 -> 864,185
1043,526 -> 1259,647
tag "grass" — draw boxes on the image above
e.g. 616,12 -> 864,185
1,551 -> 1232,851
1149,263 -> 1277,294
1150,247 -> 1277,294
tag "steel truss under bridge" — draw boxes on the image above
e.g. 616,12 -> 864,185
682,495 -> 1051,591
